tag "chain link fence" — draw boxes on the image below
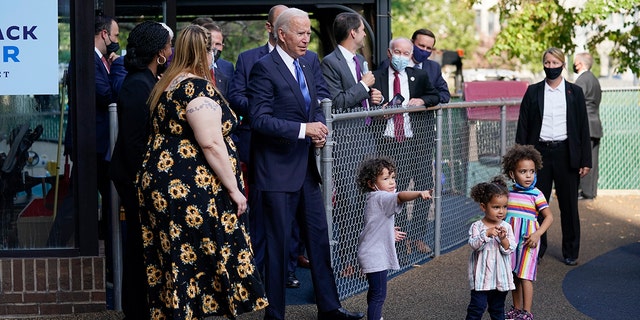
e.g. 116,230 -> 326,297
322,87 -> 640,299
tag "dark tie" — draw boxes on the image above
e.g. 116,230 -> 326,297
393,71 -> 405,142
294,59 -> 311,112
354,56 -> 371,125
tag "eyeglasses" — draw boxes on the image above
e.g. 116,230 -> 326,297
392,49 -> 411,57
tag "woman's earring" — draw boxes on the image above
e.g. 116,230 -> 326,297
157,55 -> 167,65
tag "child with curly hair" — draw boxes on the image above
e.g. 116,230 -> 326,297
502,144 -> 554,320
356,156 -> 431,320
466,177 -> 516,320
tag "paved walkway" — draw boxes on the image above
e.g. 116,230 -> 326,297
28,192 -> 639,320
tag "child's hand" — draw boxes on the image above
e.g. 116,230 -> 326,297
524,232 -> 540,248
495,226 -> 507,240
419,190 -> 433,200
394,226 -> 407,242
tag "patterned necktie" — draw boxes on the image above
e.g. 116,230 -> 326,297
294,59 -> 311,113
354,56 -> 371,125
393,71 -> 405,142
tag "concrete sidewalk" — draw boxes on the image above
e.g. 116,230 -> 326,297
22,192 -> 639,320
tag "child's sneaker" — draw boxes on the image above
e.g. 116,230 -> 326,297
505,306 -> 521,320
517,311 -> 534,320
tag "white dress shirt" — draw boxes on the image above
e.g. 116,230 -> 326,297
540,79 -> 568,141
384,67 -> 413,139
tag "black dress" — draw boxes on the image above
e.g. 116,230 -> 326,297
136,78 -> 267,319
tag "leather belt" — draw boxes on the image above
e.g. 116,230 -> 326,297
537,139 -> 567,148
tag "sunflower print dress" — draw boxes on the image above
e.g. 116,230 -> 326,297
136,78 -> 267,319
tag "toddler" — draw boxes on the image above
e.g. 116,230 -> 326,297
466,177 -> 516,320
356,156 -> 431,320
502,144 -> 553,320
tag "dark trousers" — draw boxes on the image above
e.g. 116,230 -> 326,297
580,138 -> 600,198
465,289 -> 508,320
113,180 -> 149,320
262,172 -> 340,320
366,270 -> 388,320
535,141 -> 581,260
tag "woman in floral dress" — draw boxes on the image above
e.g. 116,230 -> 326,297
136,25 -> 267,319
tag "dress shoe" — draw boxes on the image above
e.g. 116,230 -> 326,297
578,192 -> 594,200
563,258 -> 578,266
286,272 -> 300,288
297,255 -> 310,268
318,307 -> 364,320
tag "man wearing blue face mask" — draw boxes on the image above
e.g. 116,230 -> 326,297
378,29 -> 450,104
372,37 -> 440,256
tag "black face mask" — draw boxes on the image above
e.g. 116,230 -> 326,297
572,64 -> 579,74
213,49 -> 221,62
106,41 -> 120,55
544,65 -> 563,80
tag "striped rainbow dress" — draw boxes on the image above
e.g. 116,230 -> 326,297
505,186 -> 549,280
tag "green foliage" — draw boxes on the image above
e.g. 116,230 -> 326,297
390,0 -> 478,58
468,0 -> 640,75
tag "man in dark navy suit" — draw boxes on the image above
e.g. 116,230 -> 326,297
247,8 -> 364,320
201,23 -> 234,97
228,5 -> 325,288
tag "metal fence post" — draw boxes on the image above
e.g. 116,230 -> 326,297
434,107 -> 443,257
501,104 -> 507,156
108,103 -> 122,311
320,99 -> 337,255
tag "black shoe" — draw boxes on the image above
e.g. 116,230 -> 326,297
578,192 -> 594,200
286,272 -> 300,288
318,307 -> 364,320
563,258 -> 578,266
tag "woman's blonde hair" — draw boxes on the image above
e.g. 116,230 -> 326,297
542,47 -> 565,64
148,24 -> 212,111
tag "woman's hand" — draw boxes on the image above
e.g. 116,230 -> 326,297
229,189 -> 247,216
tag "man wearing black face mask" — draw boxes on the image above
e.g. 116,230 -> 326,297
515,47 -> 591,267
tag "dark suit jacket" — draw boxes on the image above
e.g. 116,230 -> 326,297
95,52 -> 116,156
574,70 -> 602,138
379,58 -> 450,103
229,44 -> 328,165
213,57 -> 234,98
371,66 -> 440,107
110,68 -> 156,187
248,49 -> 326,192
515,80 -> 592,169
321,48 -> 370,110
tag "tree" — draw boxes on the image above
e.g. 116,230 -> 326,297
468,0 -> 640,76
390,0 -> 478,63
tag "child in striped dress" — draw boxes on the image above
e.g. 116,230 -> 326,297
466,177 -> 516,320
502,144 -> 554,320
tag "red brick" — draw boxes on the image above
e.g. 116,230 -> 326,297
71,258 -> 81,291
12,259 -> 23,292
1,259 -> 11,292
90,290 -> 106,302
23,259 -> 35,291
24,292 -> 57,303
40,303 -> 73,315
58,291 -> 91,302
59,259 -> 70,291
47,259 -> 58,291
0,292 -> 23,303
82,257 -> 93,290
94,257 -> 105,290
35,259 -> 47,291
5,303 -> 38,315
73,302 -> 106,313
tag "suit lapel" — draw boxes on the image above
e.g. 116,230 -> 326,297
406,68 -> 418,98
334,49 -> 357,86
379,68 -> 390,101
270,50 -> 309,115
536,81 -> 545,117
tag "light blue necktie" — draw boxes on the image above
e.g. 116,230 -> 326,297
294,59 -> 311,112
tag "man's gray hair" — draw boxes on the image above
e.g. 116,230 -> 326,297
389,37 -> 412,49
274,8 -> 309,40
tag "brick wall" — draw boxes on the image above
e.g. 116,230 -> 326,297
0,257 -> 106,317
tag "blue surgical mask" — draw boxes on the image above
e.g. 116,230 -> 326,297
412,45 -> 431,63
391,54 -> 410,72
